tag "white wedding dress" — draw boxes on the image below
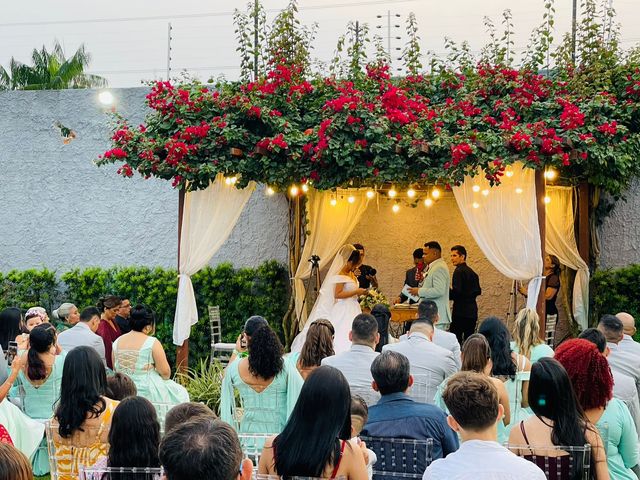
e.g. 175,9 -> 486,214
291,245 -> 362,355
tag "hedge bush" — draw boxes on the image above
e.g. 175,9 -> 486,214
0,261 -> 289,366
591,264 -> 640,340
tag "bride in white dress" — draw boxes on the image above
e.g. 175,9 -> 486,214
292,244 -> 368,354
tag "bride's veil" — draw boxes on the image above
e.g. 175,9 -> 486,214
290,244 -> 356,352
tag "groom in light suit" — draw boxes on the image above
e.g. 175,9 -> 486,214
409,241 -> 452,330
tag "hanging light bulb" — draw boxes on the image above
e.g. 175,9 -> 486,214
290,185 -> 299,196
544,196 -> 551,204
347,195 -> 355,204
230,176 -> 238,185
472,185 -> 481,193
330,197 -> 337,206
431,187 -> 441,199
388,188 -> 397,198
366,190 -> 375,199
472,202 -> 480,209
424,198 -> 433,207
301,183 -> 309,193
481,189 -> 489,196
505,169 -> 514,178
407,188 -> 416,198
224,177 -> 232,185
392,204 -> 400,213
266,186 -> 275,196
515,187 -> 523,194
544,169 -> 557,181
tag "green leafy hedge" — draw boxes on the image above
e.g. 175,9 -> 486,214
591,264 -> 640,340
0,261 -> 289,366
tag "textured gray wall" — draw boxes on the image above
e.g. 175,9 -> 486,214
0,88 -> 289,271
599,179 -> 640,269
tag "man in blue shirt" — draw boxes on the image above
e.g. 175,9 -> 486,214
362,350 -> 459,460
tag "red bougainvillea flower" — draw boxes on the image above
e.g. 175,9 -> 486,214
248,106 -> 262,118
347,115 -> 361,125
171,175 -> 183,188
561,152 -> 571,166
451,142 -> 473,165
354,139 -> 367,149
597,121 -> 618,135
269,109 -> 283,117
103,148 -> 127,159
117,164 -> 134,177
511,131 -> 533,151
558,99 -> 585,130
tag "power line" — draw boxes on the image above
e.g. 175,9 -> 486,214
0,0 -> 417,28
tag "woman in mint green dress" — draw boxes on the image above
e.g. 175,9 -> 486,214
12,323 -> 64,475
112,306 -> 189,421
221,324 -> 303,449
510,308 -> 554,364
556,338 -> 639,480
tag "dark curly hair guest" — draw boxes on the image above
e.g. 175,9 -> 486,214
247,325 -> 284,379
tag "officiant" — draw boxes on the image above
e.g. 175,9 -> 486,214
394,248 -> 427,304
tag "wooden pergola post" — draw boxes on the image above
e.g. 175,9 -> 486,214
175,189 -> 189,372
576,182 -> 590,264
535,170 -> 547,339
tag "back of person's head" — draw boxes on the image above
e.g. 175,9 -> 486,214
512,308 -> 541,359
129,305 -> 155,332
578,328 -> 607,354
106,372 -> 138,401
79,306 -> 101,323
417,300 -> 438,324
413,248 -> 424,260
370,304 -> 391,352
97,295 -> 122,313
52,303 -> 76,322
108,396 -> 160,468
0,442 -> 32,480
350,394 -> 368,437
244,315 -> 268,337
443,371 -> 499,432
160,418 -> 245,480
164,402 -> 217,434
616,312 -> 636,335
55,346 -> 107,437
461,333 -> 491,373
27,323 -> 57,381
598,314 -> 624,343
478,317 -> 516,377
300,319 -> 335,369
353,243 -> 365,252
424,241 -> 442,252
371,350 -> 411,395
528,358 -> 587,445
274,366 -> 351,477
0,307 -> 22,350
351,313 -> 378,345
554,339 -> 613,411
247,325 -> 283,379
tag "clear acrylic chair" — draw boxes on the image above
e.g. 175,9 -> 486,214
254,475 -> 347,480
209,305 -> 235,365
507,443 -> 591,480
46,420 -> 111,480
408,373 -> 433,404
79,466 -> 164,480
350,384 -> 381,407
360,436 -> 434,480
238,433 -> 273,470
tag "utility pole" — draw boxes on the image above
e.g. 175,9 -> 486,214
253,0 -> 259,80
571,0 -> 577,63
167,22 -> 173,81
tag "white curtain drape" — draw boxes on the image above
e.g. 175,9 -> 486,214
546,186 -> 589,330
293,189 -> 370,330
173,175 -> 255,345
453,163 -> 544,309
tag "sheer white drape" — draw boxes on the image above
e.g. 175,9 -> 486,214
546,186 -> 589,330
173,175 -> 255,345
453,163 -> 544,309
293,189 -> 369,330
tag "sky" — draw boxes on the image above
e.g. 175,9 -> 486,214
0,0 -> 638,88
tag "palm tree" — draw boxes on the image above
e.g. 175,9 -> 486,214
0,41 -> 107,90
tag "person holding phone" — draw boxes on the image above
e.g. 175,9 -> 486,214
228,316 -> 268,364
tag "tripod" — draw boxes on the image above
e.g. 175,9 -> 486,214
296,255 -> 322,326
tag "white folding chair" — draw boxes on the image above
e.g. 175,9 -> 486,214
209,306 -> 235,364
408,373 -> 434,404
507,443 -> 591,480
79,466 -> 163,480
545,314 -> 557,346
360,436 -> 434,480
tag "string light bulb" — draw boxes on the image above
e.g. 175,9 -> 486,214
424,198 -> 433,207
388,188 -> 397,198
407,188 -> 416,198
481,189 -> 489,196
392,204 -> 400,213
224,177 -> 232,185
230,176 -> 237,185
347,195 -> 355,204
472,202 -> 480,209
366,190 -> 375,199
515,187 -> 523,194
330,197 -> 337,206
505,169 -> 514,178
290,185 -> 299,196
301,183 -> 309,193
266,186 -> 275,196
544,196 -> 551,204
544,169 -> 557,181
431,188 -> 441,199
472,185 -> 481,193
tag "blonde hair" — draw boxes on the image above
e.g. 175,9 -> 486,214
512,308 -> 542,359
0,442 -> 32,480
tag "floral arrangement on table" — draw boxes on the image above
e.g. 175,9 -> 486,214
95,0 -> 640,199
360,288 -> 390,312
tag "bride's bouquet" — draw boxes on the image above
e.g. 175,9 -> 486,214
359,288 -> 389,311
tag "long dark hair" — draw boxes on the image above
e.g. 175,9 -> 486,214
273,366 -> 352,477
478,317 -> 516,378
27,323 -> 56,381
54,346 -> 107,438
108,397 -> 160,471
247,325 -> 283,379
529,357 -> 592,480
299,320 -> 335,369
461,333 -> 491,373
0,307 -> 22,350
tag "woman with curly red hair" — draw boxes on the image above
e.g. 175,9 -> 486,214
555,338 -> 639,480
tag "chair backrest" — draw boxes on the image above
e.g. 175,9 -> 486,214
507,443 -> 591,480
545,314 -> 558,346
349,384 -> 380,407
209,306 -> 222,346
79,466 -> 163,480
255,476 -> 347,480
408,373 -> 433,404
360,436 -> 434,480
238,433 -> 273,468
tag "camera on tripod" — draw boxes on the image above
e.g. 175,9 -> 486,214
308,254 -> 321,268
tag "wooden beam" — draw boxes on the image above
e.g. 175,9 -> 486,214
577,182 -> 590,265
175,189 -> 189,373
535,170 -> 547,339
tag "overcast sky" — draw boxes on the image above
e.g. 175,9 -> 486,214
1,0 -> 638,88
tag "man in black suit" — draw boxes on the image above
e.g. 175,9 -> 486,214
449,245 -> 481,344
395,248 -> 427,304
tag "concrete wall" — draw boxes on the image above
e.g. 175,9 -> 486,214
599,179 -> 640,269
0,88 -> 289,271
